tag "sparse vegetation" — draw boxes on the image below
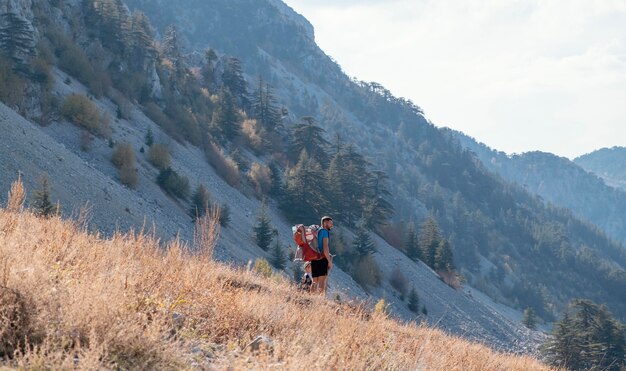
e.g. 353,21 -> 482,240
253,258 -> 272,278
111,142 -> 136,169
60,94 -> 110,137
148,143 -> 171,170
204,140 -> 240,188
390,266 -> 408,299
156,168 -> 190,200
0,179 -> 551,369
249,162 -> 272,197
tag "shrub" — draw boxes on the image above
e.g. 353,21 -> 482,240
253,258 -> 272,278
60,94 -> 110,137
157,168 -> 190,200
374,299 -> 389,317
111,91 -> 132,120
148,144 -> 171,170
120,163 -> 139,188
143,103 -> 183,143
111,143 -> 136,169
241,119 -> 268,153
0,287 -> 33,358
389,267 -> 408,299
249,162 -> 272,197
190,184 -> 211,219
204,140 -> 240,188
351,255 -> 382,290
218,203 -> 231,227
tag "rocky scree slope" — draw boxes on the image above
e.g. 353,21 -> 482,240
125,0 -> 626,322
0,0 -> 549,353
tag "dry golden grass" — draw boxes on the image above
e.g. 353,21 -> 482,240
0,179 -> 553,370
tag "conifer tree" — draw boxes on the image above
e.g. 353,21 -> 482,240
33,175 -> 55,218
222,57 -> 247,106
522,307 -> 537,330
404,224 -> 421,261
281,150 -> 328,222
210,86 -> 240,141
288,117 -> 329,167
252,76 -> 281,132
419,217 -> 441,268
162,24 -> 182,65
408,286 -> 419,313
270,233 -> 287,270
434,238 -> 454,272
543,299 -> 626,370
129,11 -> 156,70
253,203 -> 273,251
201,48 -> 218,87
362,170 -> 394,229
352,222 -> 376,257
190,184 -> 210,220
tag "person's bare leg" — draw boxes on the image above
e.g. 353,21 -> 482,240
317,275 -> 327,294
310,278 -> 319,294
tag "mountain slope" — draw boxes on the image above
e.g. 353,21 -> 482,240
0,205 -> 550,369
575,147 -> 626,191
447,128 -> 626,251
122,0 -> 626,321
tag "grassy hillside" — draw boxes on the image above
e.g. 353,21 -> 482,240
0,179 -> 549,370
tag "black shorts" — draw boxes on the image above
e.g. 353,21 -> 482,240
311,258 -> 328,278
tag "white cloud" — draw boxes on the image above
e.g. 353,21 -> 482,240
284,0 -> 626,158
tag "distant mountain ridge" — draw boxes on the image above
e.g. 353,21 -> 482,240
447,129 -> 626,248
575,147 -> 626,190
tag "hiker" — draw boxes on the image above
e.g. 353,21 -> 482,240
311,216 -> 333,294
300,261 -> 313,291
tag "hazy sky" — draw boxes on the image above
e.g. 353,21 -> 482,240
283,0 -> 626,159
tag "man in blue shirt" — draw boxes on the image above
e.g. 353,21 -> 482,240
311,216 -> 333,294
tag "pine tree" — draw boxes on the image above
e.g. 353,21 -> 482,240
252,76 -> 282,132
210,86 -> 240,141
129,11 -> 156,71
352,222 -> 376,257
434,238 -> 454,272
362,170 -> 394,229
190,184 -> 210,219
522,307 -> 537,330
288,117 -> 330,167
281,150 -> 328,222
419,217 -> 441,268
543,299 -> 626,370
268,162 -> 283,197
33,175 -> 55,218
0,13 -> 35,72
222,57 -> 247,106
201,48 -> 218,87
404,224 -> 421,261
162,24 -> 182,65
270,235 -> 286,270
408,286 -> 419,313
253,203 -> 273,251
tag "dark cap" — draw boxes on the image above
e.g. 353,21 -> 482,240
320,216 -> 333,225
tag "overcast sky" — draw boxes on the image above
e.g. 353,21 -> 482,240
283,0 -> 626,159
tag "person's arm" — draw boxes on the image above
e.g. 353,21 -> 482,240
322,235 -> 332,269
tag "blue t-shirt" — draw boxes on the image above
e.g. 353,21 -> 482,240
318,228 -> 330,253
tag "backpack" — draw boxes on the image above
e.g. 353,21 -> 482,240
292,224 -> 323,262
